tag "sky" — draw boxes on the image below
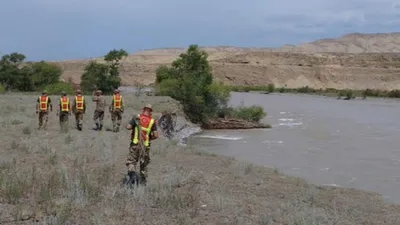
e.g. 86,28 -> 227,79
1,0 -> 399,61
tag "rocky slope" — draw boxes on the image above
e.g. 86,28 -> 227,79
53,32 -> 400,90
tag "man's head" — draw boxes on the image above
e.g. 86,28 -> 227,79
75,89 -> 81,95
142,104 -> 153,116
96,90 -> 102,96
61,91 -> 66,96
113,89 -> 119,94
42,90 -> 47,95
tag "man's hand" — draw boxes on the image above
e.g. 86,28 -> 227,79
56,112 -> 59,116
36,111 -> 38,114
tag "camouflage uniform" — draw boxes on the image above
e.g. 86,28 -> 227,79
72,90 -> 86,131
92,90 -> 106,131
36,91 -> 52,130
57,91 -> 71,129
109,89 -> 124,132
126,104 -> 158,182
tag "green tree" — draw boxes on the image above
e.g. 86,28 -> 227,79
155,45 -> 216,123
80,49 -> 128,94
30,61 -> 63,88
0,52 -> 35,91
104,49 -> 128,77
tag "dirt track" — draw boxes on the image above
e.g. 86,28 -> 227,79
1,93 -> 400,224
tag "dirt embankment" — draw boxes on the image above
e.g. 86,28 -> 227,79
1,94 -> 400,224
50,32 -> 400,91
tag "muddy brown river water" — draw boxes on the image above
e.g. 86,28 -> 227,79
189,92 -> 400,203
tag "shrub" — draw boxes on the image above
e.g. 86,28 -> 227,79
267,84 -> 275,93
45,82 -> 75,95
229,106 -> 267,122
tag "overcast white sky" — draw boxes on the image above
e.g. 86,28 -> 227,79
1,0 -> 399,60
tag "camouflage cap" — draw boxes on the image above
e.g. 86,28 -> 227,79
143,104 -> 152,111
113,89 -> 119,93
42,90 -> 47,94
96,90 -> 102,94
61,91 -> 66,96
75,89 -> 81,94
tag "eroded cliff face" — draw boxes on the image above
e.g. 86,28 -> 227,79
51,33 -> 400,90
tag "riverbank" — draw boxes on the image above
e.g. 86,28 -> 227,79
1,94 -> 400,224
228,84 -> 400,99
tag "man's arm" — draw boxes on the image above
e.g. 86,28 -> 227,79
109,98 -> 113,112
150,121 -> 159,139
92,91 -> 98,102
126,117 -> 137,130
121,97 -> 124,112
36,97 -> 39,113
83,98 -> 87,113
48,97 -> 53,111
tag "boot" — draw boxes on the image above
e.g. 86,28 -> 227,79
94,122 -> 99,131
99,124 -> 103,131
139,171 -> 147,186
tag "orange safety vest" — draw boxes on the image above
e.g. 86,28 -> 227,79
60,96 -> 70,112
39,96 -> 49,111
75,95 -> 84,110
113,94 -> 122,110
132,114 -> 155,147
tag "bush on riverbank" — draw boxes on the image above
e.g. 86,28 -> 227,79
228,84 -> 400,99
224,106 -> 266,122
155,45 -> 268,126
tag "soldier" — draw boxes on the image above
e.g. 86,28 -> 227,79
36,90 -> 52,130
71,89 -> 86,131
109,89 -> 124,132
92,89 -> 106,131
56,91 -> 71,130
125,104 -> 159,185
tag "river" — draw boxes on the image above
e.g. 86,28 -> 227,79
188,92 -> 400,204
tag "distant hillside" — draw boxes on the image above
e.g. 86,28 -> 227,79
52,32 -> 400,90
278,32 -> 400,53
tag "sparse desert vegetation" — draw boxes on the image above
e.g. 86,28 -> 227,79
1,94 -> 400,225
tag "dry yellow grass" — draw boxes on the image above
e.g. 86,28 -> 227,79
50,32 -> 400,91
1,93 -> 400,224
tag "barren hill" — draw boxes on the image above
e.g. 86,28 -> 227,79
53,32 -> 400,90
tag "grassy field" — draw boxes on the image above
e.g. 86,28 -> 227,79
1,94 -> 400,225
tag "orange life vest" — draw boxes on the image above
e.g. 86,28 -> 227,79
132,114 -> 155,147
113,94 -> 122,110
39,96 -> 49,111
60,96 -> 69,112
75,95 -> 84,110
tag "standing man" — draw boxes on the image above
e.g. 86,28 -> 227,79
125,104 -> 159,185
36,90 -> 52,130
92,89 -> 106,131
72,89 -> 86,131
109,89 -> 124,132
56,91 -> 71,130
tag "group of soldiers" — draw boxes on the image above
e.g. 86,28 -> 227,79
36,88 -> 124,132
36,88 -> 159,185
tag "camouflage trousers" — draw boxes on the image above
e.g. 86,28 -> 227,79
38,111 -> 49,129
111,109 -> 122,131
93,110 -> 104,129
74,111 -> 84,130
126,144 -> 151,178
59,112 -> 69,129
